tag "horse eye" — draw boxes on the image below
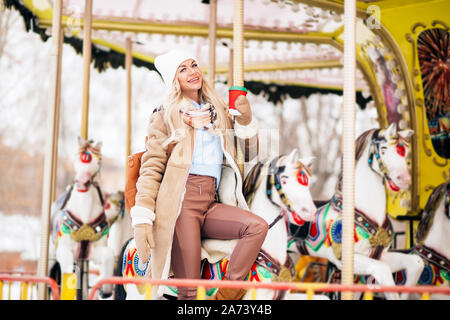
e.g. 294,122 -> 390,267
297,170 -> 309,186
80,151 -> 92,163
396,142 -> 405,157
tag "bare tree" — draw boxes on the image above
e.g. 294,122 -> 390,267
0,7 -> 14,63
278,94 -> 342,200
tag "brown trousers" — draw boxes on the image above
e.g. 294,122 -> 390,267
171,174 -> 268,300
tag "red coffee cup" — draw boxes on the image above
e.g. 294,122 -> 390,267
228,86 -> 247,116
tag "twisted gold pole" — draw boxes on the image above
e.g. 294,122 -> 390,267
208,0 -> 217,85
341,0 -> 356,300
125,37 -> 132,177
81,0 -> 93,140
233,0 -> 245,177
233,0 -> 244,87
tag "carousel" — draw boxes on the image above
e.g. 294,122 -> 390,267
0,0 -> 448,301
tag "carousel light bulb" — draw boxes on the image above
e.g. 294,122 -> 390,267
380,47 -> 389,56
262,0 -> 271,5
291,3 -> 300,12
387,59 -> 397,69
391,72 -> 402,82
333,13 -> 342,23
394,88 -> 406,99
402,112 -> 411,122
397,103 -> 407,113
277,0 -> 286,9
398,120 -> 409,130
362,88 -> 371,99
306,7 -> 315,16
64,28 -> 73,38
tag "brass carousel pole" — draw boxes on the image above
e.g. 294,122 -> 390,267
232,0 -> 245,176
37,0 -> 63,300
208,0 -> 217,85
341,0 -> 356,300
233,0 -> 244,88
227,47 -> 234,87
125,37 -> 133,176
81,0 -> 93,139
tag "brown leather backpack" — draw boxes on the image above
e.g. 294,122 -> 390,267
125,143 -> 175,212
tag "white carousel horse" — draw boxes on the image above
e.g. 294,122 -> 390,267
117,149 -> 328,300
394,181 -> 449,299
104,190 -> 133,262
295,123 -> 424,300
49,137 -> 115,299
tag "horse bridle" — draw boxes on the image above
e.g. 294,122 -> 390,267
108,195 -> 126,225
367,129 -> 399,185
75,148 -> 102,191
265,156 -> 295,229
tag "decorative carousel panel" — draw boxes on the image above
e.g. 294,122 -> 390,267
417,28 -> 449,159
364,41 -> 403,126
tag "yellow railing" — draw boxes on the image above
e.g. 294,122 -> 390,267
0,274 -> 60,300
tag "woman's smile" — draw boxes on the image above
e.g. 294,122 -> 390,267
188,76 -> 200,83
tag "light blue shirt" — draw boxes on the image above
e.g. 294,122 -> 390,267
188,101 -> 223,189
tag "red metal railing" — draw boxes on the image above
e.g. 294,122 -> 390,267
0,274 -> 60,300
89,276 -> 450,300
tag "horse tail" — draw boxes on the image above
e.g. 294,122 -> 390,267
113,237 -> 133,300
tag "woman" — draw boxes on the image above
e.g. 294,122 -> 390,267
130,50 -> 268,300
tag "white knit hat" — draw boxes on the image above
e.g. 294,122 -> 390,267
154,49 -> 198,89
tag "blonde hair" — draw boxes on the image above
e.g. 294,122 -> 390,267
161,71 -> 231,147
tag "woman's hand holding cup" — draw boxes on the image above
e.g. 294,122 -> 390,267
234,95 -> 252,126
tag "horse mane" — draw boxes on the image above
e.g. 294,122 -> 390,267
78,139 -> 102,158
243,160 -> 268,207
335,128 -> 378,193
415,181 -> 449,243
293,160 -> 312,177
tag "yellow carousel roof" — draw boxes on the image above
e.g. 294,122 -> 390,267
10,0 -> 372,90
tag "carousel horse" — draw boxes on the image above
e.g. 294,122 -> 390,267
295,123 -> 424,300
116,149 -> 328,300
104,190 -> 133,263
49,137 -> 115,299
394,181 -> 449,299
